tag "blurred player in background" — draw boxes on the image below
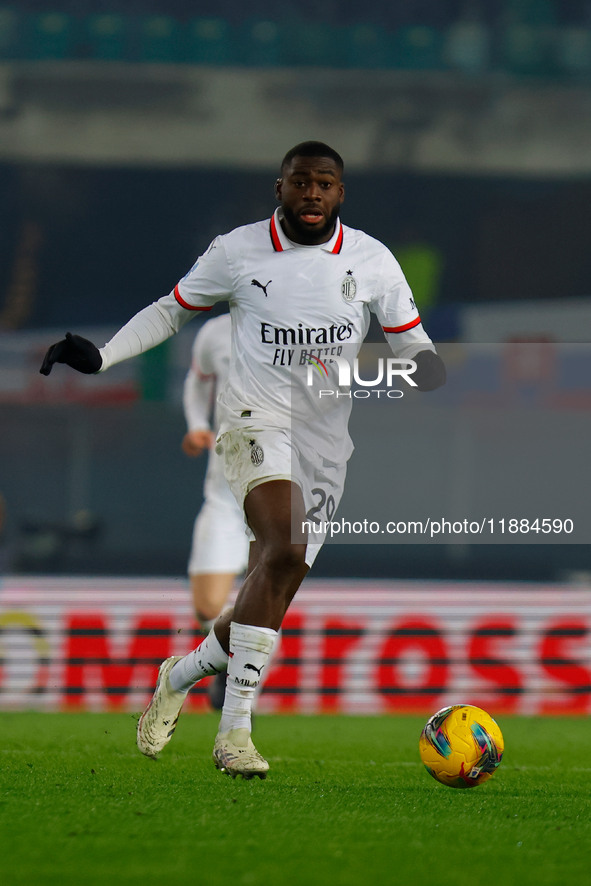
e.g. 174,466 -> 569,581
40,141 -> 445,780
181,312 -> 249,709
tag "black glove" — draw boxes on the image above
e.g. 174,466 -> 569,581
411,350 -> 446,391
39,332 -> 102,376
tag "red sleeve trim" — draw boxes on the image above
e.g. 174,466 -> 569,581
382,316 -> 422,334
174,284 -> 213,312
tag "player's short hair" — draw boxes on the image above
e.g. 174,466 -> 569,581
281,141 -> 344,174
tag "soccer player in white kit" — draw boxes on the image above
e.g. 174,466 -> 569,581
40,141 -> 445,779
182,312 -> 249,708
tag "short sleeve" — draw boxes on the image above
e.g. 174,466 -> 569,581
173,236 -> 233,312
370,246 -> 435,358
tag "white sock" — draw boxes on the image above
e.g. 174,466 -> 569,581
254,628 -> 281,701
218,622 -> 278,734
168,627 -> 228,693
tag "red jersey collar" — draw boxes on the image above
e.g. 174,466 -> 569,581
270,209 -> 343,254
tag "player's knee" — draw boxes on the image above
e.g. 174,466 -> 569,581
260,540 -> 307,580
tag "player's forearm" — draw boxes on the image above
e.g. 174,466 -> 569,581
182,369 -> 214,431
384,327 -> 445,391
99,294 -> 192,372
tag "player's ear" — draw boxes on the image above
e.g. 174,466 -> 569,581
274,177 -> 282,201
339,182 -> 345,204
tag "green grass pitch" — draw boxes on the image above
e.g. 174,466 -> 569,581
1,712 -> 589,886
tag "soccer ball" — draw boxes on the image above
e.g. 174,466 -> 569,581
419,704 -> 504,789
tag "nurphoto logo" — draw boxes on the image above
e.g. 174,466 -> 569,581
305,354 -> 417,399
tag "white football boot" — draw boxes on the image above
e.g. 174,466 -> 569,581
137,656 -> 187,758
213,728 -> 269,779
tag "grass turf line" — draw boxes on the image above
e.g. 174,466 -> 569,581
1,713 -> 589,886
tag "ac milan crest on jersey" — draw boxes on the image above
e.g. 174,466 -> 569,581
249,440 -> 264,466
341,272 -> 357,302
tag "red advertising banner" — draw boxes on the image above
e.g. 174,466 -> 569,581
0,577 -> 589,715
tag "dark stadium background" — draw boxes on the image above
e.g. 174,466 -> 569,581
2,0 -> 591,583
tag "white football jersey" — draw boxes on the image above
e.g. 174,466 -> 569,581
174,209 -> 435,463
182,313 -> 245,552
184,313 -> 232,434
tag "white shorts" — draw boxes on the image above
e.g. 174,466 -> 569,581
215,427 -> 346,567
188,448 -> 250,576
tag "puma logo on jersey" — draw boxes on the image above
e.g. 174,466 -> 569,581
244,663 -> 264,676
251,279 -> 272,297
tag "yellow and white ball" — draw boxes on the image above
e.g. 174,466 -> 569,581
419,704 -> 504,788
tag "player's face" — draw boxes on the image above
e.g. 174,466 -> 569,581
275,156 -> 345,245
